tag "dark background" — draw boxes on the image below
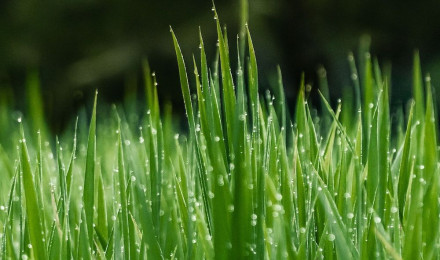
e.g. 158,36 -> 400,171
1,0 -> 440,133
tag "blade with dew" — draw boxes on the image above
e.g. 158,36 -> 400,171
421,74 -> 439,258
83,91 -> 97,246
117,119 -> 131,260
19,122 -> 47,259
214,6 -> 236,159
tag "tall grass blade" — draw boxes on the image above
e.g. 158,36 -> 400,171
19,123 -> 47,259
83,91 -> 97,246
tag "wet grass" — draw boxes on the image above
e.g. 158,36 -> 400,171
0,6 -> 440,260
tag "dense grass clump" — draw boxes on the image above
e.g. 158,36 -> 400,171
1,8 -> 440,260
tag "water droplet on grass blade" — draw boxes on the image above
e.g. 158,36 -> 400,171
217,176 -> 224,186
327,234 -> 336,241
426,75 -> 431,82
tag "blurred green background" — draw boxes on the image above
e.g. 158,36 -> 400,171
1,0 -> 440,133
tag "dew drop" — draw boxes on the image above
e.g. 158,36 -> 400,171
374,216 -> 381,224
217,176 -> 224,186
327,234 -> 336,241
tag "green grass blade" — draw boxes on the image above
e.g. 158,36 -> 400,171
83,91 -> 97,246
117,120 -> 131,260
412,51 -> 424,122
421,74 -> 439,258
170,28 -> 195,135
25,69 -> 46,139
19,123 -> 47,259
377,82 -> 390,218
214,7 -> 236,159
397,102 -> 414,217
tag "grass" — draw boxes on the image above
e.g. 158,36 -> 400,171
1,6 -> 440,260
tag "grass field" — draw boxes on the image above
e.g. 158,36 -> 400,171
0,6 -> 439,260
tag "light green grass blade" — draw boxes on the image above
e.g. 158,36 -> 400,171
19,123 -> 47,259
78,209 -> 92,260
397,102 -> 414,217
117,120 -> 131,260
214,7 -> 236,159
95,163 -> 108,249
66,117 -> 78,198
377,82 -> 390,218
172,26 -> 213,237
421,74 -> 439,259
170,28 -> 195,137
83,91 -> 97,246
